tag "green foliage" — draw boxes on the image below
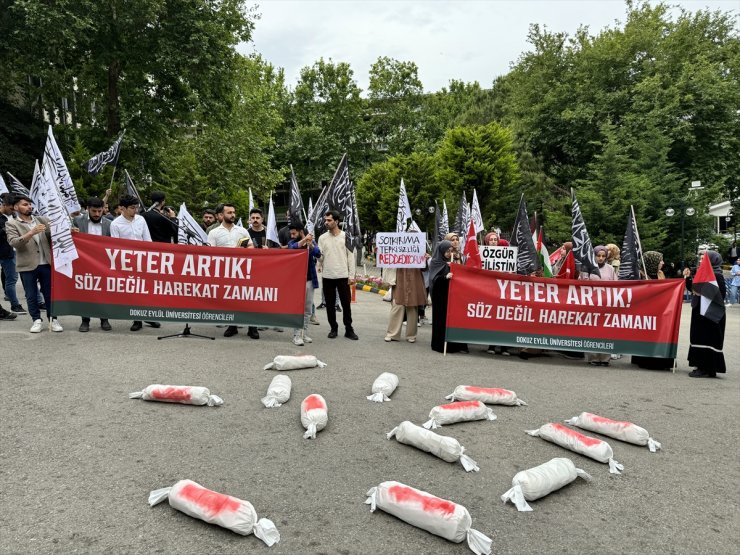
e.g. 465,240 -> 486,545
435,123 -> 520,231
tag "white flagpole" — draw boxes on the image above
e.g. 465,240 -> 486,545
631,205 -> 648,278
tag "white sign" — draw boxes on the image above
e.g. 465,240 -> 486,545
481,245 -> 518,273
376,232 -> 427,268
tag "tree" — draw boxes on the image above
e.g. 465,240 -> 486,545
435,123 -> 520,231
367,57 -> 424,157
356,152 -> 439,232
277,58 -> 367,189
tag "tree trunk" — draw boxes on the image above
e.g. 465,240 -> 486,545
107,59 -> 121,137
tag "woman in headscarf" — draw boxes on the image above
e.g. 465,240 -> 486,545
682,251 -> 726,378
443,232 -> 463,265
429,240 -> 468,354
483,231 -> 510,356
551,242 -> 573,275
605,243 -> 621,275
582,245 -> 617,366
631,251 -> 675,370
385,266 -> 427,343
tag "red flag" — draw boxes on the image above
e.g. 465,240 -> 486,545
692,252 -> 725,323
463,220 -> 481,268
556,250 -> 577,279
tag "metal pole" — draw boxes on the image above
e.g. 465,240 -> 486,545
680,211 -> 685,268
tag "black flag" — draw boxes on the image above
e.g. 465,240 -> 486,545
453,190 -> 468,235
313,154 -> 356,250
83,131 -> 125,176
433,200 -> 442,253
571,189 -> 600,277
618,206 -> 644,280
7,172 -> 30,196
288,165 -> 305,226
509,193 -> 540,275
123,170 -> 145,214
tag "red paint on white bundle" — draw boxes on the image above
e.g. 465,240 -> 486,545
445,385 -> 527,406
550,423 -> 603,447
302,395 -> 325,411
178,482 -> 241,516
565,412 -> 661,452
423,400 -> 496,429
389,485 -> 456,515
151,386 -> 192,402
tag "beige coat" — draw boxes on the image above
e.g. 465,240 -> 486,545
392,268 -> 427,307
5,216 -> 52,271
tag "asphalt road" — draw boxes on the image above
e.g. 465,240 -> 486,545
1,291 -> 738,554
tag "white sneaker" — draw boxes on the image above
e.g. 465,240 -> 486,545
30,319 -> 43,333
303,335 -> 313,343
292,335 -> 304,346
50,319 -> 63,332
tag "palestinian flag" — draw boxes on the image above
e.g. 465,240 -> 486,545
692,252 -> 725,324
533,227 -> 553,277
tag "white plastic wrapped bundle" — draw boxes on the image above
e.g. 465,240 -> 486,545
263,355 -> 326,371
148,479 -> 279,545
129,385 -> 223,406
261,375 -> 292,408
565,412 -> 661,452
367,372 -> 399,403
423,401 -> 496,430
501,458 -> 592,512
301,394 -> 328,439
445,385 -> 527,406
387,421 -> 479,472
365,481 -> 492,554
526,423 -> 624,474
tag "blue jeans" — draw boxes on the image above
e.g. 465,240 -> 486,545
730,284 -> 740,305
0,255 -> 20,306
20,264 -> 52,321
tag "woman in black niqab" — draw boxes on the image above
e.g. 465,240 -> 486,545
430,241 -> 468,354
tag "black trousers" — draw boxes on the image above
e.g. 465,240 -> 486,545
323,277 -> 353,332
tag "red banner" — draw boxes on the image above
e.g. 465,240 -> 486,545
52,234 -> 308,327
447,265 -> 684,357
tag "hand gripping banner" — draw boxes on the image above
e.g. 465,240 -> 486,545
52,234 -> 308,327
446,265 -> 684,358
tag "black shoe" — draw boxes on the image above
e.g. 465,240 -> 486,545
0,308 -> 17,320
344,330 -> 358,340
689,368 -> 716,378
130,321 -> 143,331
589,361 -> 601,366
328,330 -> 338,339
247,327 -> 260,339
518,351 -> 530,360
336,305 -> 342,312
145,321 -> 161,328
78,321 -> 90,332
317,303 -> 326,309
224,326 -> 238,337
100,319 -> 112,331
11,304 -> 27,314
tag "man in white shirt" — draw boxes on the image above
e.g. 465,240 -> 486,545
207,204 -> 251,247
207,204 -> 258,339
317,210 -> 357,340
73,197 -> 112,332
110,195 -> 160,332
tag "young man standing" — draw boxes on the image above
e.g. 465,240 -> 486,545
247,208 -> 270,249
0,193 -> 26,314
288,224 -> 320,346
142,191 -> 178,244
111,195 -> 160,332
317,210 -> 357,340
5,194 -> 63,332
73,197 -> 112,332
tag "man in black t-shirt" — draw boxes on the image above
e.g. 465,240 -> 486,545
142,191 -> 178,244
247,208 -> 270,248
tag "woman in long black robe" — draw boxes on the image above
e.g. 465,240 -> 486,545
429,241 -> 468,354
684,251 -> 727,378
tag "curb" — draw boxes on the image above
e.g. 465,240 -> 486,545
354,283 -> 388,296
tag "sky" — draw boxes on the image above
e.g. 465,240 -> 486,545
243,0 -> 737,93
